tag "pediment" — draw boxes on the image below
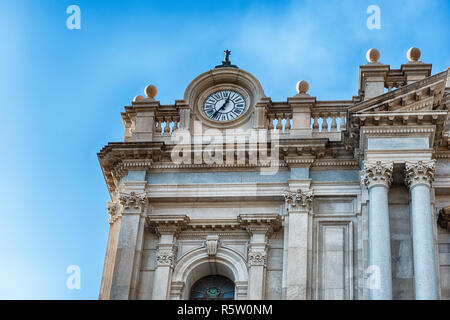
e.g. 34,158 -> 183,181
349,69 -> 449,115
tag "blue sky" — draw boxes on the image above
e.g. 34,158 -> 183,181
0,0 -> 448,299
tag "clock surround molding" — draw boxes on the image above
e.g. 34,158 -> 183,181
196,83 -> 252,129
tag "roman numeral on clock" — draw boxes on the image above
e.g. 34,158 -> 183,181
203,90 -> 246,122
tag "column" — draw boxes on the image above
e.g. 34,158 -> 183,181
405,160 -> 438,300
239,214 -> 281,300
363,161 -> 394,300
148,216 -> 189,300
109,191 -> 147,300
283,189 -> 313,299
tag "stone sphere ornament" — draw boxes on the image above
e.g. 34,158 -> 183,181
145,84 -> 157,99
296,80 -> 309,94
133,95 -> 145,102
407,47 -> 421,62
366,48 -> 380,63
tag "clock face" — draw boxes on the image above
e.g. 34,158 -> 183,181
203,90 -> 247,122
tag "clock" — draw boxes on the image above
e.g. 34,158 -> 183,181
203,90 -> 247,122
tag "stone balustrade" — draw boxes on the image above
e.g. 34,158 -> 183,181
154,111 -> 180,136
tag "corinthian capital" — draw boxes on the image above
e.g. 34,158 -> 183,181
119,191 -> 147,213
284,189 -> 314,212
363,161 -> 393,189
405,160 -> 435,188
107,201 -> 121,224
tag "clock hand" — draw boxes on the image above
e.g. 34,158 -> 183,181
212,97 -> 230,119
220,98 -> 230,110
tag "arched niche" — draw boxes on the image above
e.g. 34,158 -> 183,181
170,246 -> 248,300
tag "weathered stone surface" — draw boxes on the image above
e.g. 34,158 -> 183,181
98,52 -> 450,300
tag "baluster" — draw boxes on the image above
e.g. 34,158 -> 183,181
276,114 -> 283,131
268,114 -> 275,130
324,113 -> 330,132
167,116 -> 173,136
340,112 -> 347,131
155,116 -> 162,134
318,113 -> 324,132
163,117 -> 169,135
331,114 -> 337,132
284,113 -> 291,131
312,114 -> 319,132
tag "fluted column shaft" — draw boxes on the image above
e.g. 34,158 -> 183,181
363,161 -> 394,300
405,160 -> 438,300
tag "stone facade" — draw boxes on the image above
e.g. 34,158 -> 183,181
98,48 -> 450,300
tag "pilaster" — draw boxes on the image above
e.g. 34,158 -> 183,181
283,187 -> 313,299
109,190 -> 148,300
147,215 -> 190,300
239,214 -> 281,300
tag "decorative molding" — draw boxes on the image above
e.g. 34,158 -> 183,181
238,214 -> 282,237
284,157 -> 315,167
146,215 -> 190,236
312,160 -> 359,167
205,235 -> 219,256
434,151 -> 450,159
405,160 -> 436,188
283,189 -> 314,212
361,126 -> 435,135
362,160 -> 393,189
150,162 -> 288,169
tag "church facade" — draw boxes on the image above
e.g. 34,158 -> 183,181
98,48 -> 450,300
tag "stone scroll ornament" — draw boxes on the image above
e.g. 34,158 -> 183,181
362,160 -> 394,189
405,160 -> 435,188
283,189 -> 314,212
205,235 -> 219,256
